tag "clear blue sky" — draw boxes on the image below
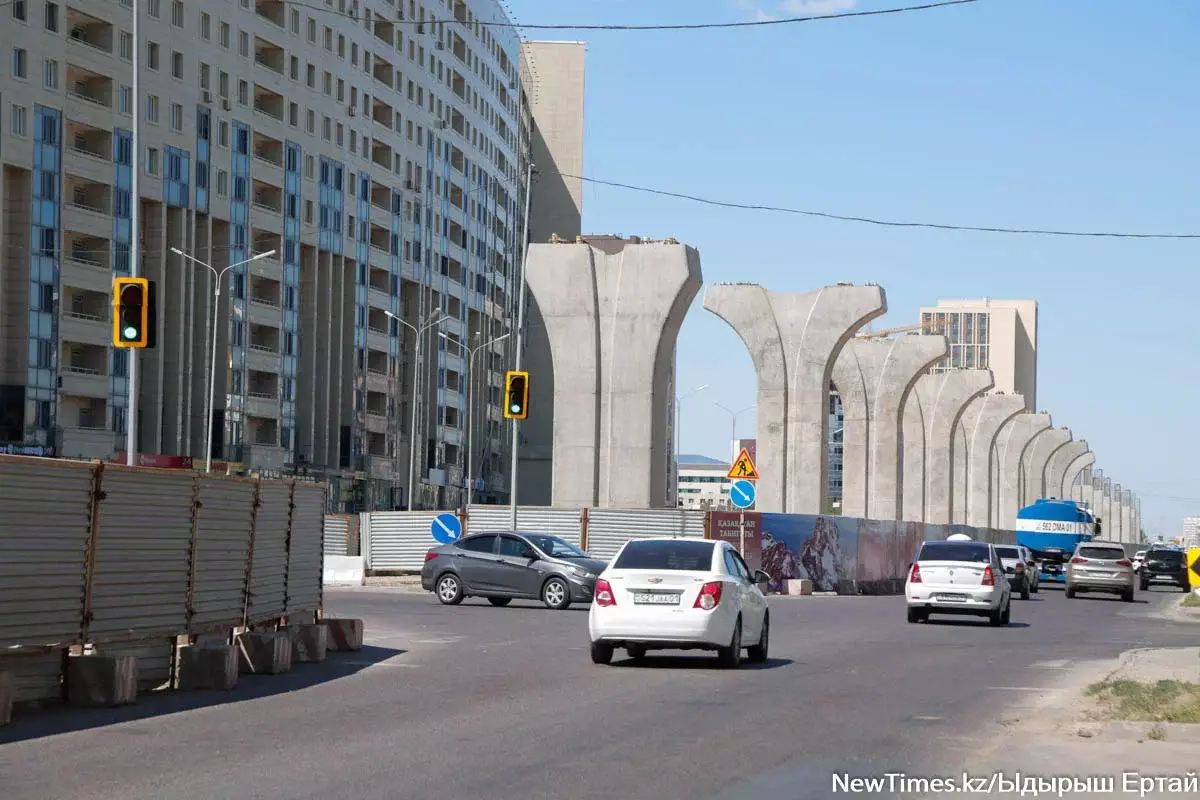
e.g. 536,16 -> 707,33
505,0 -> 1199,538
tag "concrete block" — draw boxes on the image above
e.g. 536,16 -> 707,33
66,655 -> 137,707
0,670 -> 13,726
786,579 -> 813,596
323,554 -> 364,585
705,282 -> 887,514
179,645 -> 239,690
321,618 -> 363,652
236,631 -> 292,675
287,624 -> 328,664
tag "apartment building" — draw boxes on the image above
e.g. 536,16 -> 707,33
919,298 -> 1039,411
0,0 -> 580,511
675,454 -> 732,510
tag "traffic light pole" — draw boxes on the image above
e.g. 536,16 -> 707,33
125,0 -> 141,468
508,160 -> 534,530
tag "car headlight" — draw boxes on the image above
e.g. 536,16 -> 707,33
569,567 -> 594,580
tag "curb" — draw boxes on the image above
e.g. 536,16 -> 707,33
1073,720 -> 1200,744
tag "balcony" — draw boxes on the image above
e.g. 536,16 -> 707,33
246,416 -> 280,443
370,181 -> 393,215
58,396 -> 111,458
59,342 -> 108,398
250,275 -> 282,308
252,131 -> 284,172
254,36 -> 285,76
449,109 -> 466,138
64,118 -> 113,183
370,140 -> 392,173
253,84 -> 284,122
60,288 -> 110,346
254,0 -> 286,29
251,180 -> 283,214
249,322 -> 281,351
67,64 -> 113,109
449,146 -> 465,175
67,6 -> 115,54
367,432 -> 390,459
371,14 -> 395,47
65,174 -> 112,232
366,309 -> 390,350
371,97 -> 395,130
451,70 -> 466,101
251,230 -> 282,263
61,235 -> 113,292
371,53 -> 394,90
451,33 -> 467,63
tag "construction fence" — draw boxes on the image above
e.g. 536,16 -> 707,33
353,504 -> 1030,594
0,455 -> 326,704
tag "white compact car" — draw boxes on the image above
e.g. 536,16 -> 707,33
588,537 -> 771,668
906,539 -> 1012,626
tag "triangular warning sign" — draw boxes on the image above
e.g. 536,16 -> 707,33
727,448 -> 759,481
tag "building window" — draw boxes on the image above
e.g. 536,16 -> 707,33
219,22 -> 230,48
43,59 -> 57,89
11,48 -> 27,79
11,0 -> 26,21
200,11 -> 210,39
216,169 -> 228,195
171,0 -> 183,27
10,104 -> 27,136
146,147 -> 160,175
172,51 -> 183,79
146,94 -> 159,123
170,102 -> 183,131
237,79 -> 248,106
119,85 -> 132,114
44,2 -> 58,31
119,31 -> 132,60
239,31 -> 248,58
148,0 -> 160,17
146,42 -> 159,71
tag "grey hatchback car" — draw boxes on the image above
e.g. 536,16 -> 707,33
422,531 -> 607,610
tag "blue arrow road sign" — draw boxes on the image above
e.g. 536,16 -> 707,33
432,513 -> 463,545
730,480 -> 756,510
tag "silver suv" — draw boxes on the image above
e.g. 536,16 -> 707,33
1065,541 -> 1135,602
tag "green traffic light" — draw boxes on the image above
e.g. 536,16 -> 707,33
123,326 -> 139,340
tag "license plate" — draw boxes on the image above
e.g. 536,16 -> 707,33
633,592 -> 680,605
938,593 -> 968,602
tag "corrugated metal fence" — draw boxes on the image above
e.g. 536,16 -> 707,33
0,455 -> 326,703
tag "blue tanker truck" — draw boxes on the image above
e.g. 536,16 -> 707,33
1015,498 -> 1096,584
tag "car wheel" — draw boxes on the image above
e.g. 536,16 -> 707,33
1140,580 -> 1149,592
1065,586 -> 1076,599
1001,600 -> 1011,625
435,573 -> 464,605
746,614 -> 769,664
542,577 -> 571,610
906,607 -> 924,624
1123,589 -> 1135,602
626,644 -> 647,660
1184,584 -> 1192,594
1020,581 -> 1030,601
487,597 -> 512,607
717,618 -> 742,669
989,603 -> 1005,626
590,642 -> 614,665
1030,578 -> 1039,594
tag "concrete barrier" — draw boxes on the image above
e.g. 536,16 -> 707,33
236,631 -> 292,675
287,624 -> 329,663
323,555 -> 365,585
179,645 -> 239,690
0,670 -> 13,725
785,579 -> 814,596
67,655 -> 138,707
321,618 -> 363,651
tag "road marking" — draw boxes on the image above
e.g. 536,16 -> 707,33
986,686 -> 1060,691
911,716 -> 944,721
1029,659 -> 1072,669
414,637 -> 463,644
340,660 -> 421,668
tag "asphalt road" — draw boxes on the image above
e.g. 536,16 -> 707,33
1,583 -> 1195,800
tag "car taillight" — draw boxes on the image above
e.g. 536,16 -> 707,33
424,551 -> 438,563
1116,559 -> 1131,567
1070,556 -> 1087,564
694,581 -> 722,610
981,565 -> 995,586
909,563 -> 922,583
594,578 -> 616,607
1015,562 -> 1025,573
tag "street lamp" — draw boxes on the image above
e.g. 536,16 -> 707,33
385,309 -> 443,510
170,247 -> 277,472
673,384 -> 708,504
441,330 -> 511,507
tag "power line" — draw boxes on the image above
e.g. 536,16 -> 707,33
557,172 -> 1200,240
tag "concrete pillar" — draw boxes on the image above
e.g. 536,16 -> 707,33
994,412 -> 1052,529
901,395 -> 926,523
951,421 -> 968,525
705,283 -> 886,513
1110,483 -> 1124,542
1021,427 -> 1072,505
830,334 -> 947,520
1069,463 -> 1094,503
1045,441 -> 1088,500
909,370 -> 994,524
526,238 -> 702,508
960,393 -> 1026,529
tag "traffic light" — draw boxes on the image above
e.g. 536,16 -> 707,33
504,370 -> 529,420
112,277 -> 152,348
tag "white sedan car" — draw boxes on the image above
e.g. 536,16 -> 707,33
906,539 -> 1012,626
588,537 -> 771,668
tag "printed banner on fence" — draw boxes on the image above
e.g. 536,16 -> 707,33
710,511 -> 761,573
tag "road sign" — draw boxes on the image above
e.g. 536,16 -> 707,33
432,513 -> 462,545
730,479 -> 756,510
1188,548 -> 1200,590
727,447 -> 759,481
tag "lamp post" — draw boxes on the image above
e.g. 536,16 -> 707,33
169,247 -> 277,472
126,0 -> 141,467
673,384 -> 708,505
712,402 -> 755,508
442,330 -> 511,507
385,309 -> 442,510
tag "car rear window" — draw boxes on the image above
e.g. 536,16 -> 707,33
917,542 -> 991,563
995,546 -> 1020,559
1148,550 -> 1183,563
1078,546 -> 1126,560
613,540 -> 715,571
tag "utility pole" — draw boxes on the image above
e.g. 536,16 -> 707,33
126,0 -> 140,467
508,160 -> 533,530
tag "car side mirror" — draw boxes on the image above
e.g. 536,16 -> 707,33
753,570 -> 771,584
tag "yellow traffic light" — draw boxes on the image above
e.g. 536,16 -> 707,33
112,277 -> 150,348
504,370 -> 529,420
